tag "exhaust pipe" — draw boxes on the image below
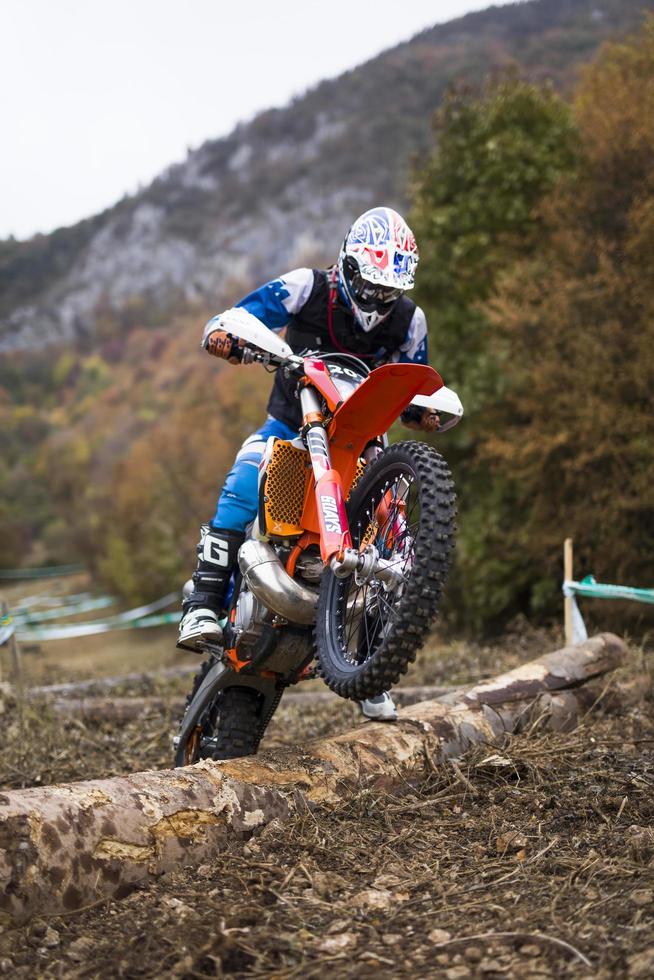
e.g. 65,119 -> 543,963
238,540 -> 317,625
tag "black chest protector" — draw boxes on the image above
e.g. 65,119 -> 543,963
267,269 -> 416,429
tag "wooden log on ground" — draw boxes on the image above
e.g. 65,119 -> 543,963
42,685 -> 458,722
0,633 -> 626,924
31,670 -> 453,703
47,695 -> 184,721
28,664 -> 198,698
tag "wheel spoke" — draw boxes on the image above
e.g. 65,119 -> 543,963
316,444 -> 455,700
360,586 -> 373,662
375,589 -> 399,621
337,472 -> 421,666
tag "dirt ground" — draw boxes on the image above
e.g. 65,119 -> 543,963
0,595 -> 652,978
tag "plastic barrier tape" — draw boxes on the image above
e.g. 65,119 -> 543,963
562,574 -> 653,645
0,563 -> 85,580
15,593 -> 180,642
563,575 -> 654,605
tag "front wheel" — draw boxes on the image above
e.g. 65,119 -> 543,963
315,441 -> 456,700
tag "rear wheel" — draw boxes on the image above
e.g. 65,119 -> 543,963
175,662 -> 280,764
315,441 -> 456,700
202,686 -> 264,760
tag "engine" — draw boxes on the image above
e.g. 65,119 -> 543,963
232,587 -> 272,650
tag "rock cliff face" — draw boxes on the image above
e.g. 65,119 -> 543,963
0,0 -> 649,352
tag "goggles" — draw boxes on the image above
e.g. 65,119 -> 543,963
344,258 -> 403,312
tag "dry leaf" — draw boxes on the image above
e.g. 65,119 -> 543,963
351,887 -> 393,910
496,831 -> 528,854
317,933 -> 356,954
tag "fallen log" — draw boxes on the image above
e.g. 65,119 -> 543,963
31,670 -> 453,703
47,695 -> 183,721
0,633 -> 626,924
42,684 -> 457,722
28,664 -> 198,698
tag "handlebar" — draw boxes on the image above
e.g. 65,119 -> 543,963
235,345 -> 462,433
242,346 -> 305,375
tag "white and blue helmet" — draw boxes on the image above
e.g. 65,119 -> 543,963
338,206 -> 419,331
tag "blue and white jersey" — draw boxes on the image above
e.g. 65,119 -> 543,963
236,268 -> 315,331
233,268 -> 428,365
392,305 -> 428,365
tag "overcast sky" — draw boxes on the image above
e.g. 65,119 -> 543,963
0,0 -> 513,240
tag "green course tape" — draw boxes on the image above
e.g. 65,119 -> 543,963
563,576 -> 654,605
14,596 -> 116,625
126,612 -> 181,628
0,563 -> 85,580
13,592 -> 93,611
16,592 -> 180,641
0,614 -> 15,646
17,610 -> 181,641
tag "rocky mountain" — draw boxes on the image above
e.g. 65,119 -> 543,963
1,0 -> 651,352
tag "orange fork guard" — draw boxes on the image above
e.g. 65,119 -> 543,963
300,363 -> 442,534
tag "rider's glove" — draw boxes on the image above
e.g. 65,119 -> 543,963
400,405 -> 440,433
203,328 -> 243,363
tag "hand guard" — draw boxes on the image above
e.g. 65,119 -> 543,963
400,404 -> 440,433
203,329 -> 243,363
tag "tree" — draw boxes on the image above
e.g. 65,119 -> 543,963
409,76 -> 578,626
479,19 -> 654,626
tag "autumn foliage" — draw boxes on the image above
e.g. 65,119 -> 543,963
413,19 -> 654,628
0,311 -> 269,600
482,20 -> 654,623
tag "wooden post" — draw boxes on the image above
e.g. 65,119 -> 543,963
1,598 -> 23,693
1,597 -> 24,725
564,537 -> 574,646
9,629 -> 24,702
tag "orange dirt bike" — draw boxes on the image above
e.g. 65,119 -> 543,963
174,307 -> 462,765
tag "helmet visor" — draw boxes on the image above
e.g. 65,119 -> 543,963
345,262 -> 403,312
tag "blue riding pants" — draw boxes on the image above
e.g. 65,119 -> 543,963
210,416 -> 298,533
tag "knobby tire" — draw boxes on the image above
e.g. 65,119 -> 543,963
176,661 -> 279,763
315,441 -> 456,700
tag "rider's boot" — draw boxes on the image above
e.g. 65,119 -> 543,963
360,691 -> 398,722
177,526 -> 245,652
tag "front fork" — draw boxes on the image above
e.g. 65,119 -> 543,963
299,388 -> 405,588
300,387 -> 351,563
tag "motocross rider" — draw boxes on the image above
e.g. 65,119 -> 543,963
178,206 -> 438,720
